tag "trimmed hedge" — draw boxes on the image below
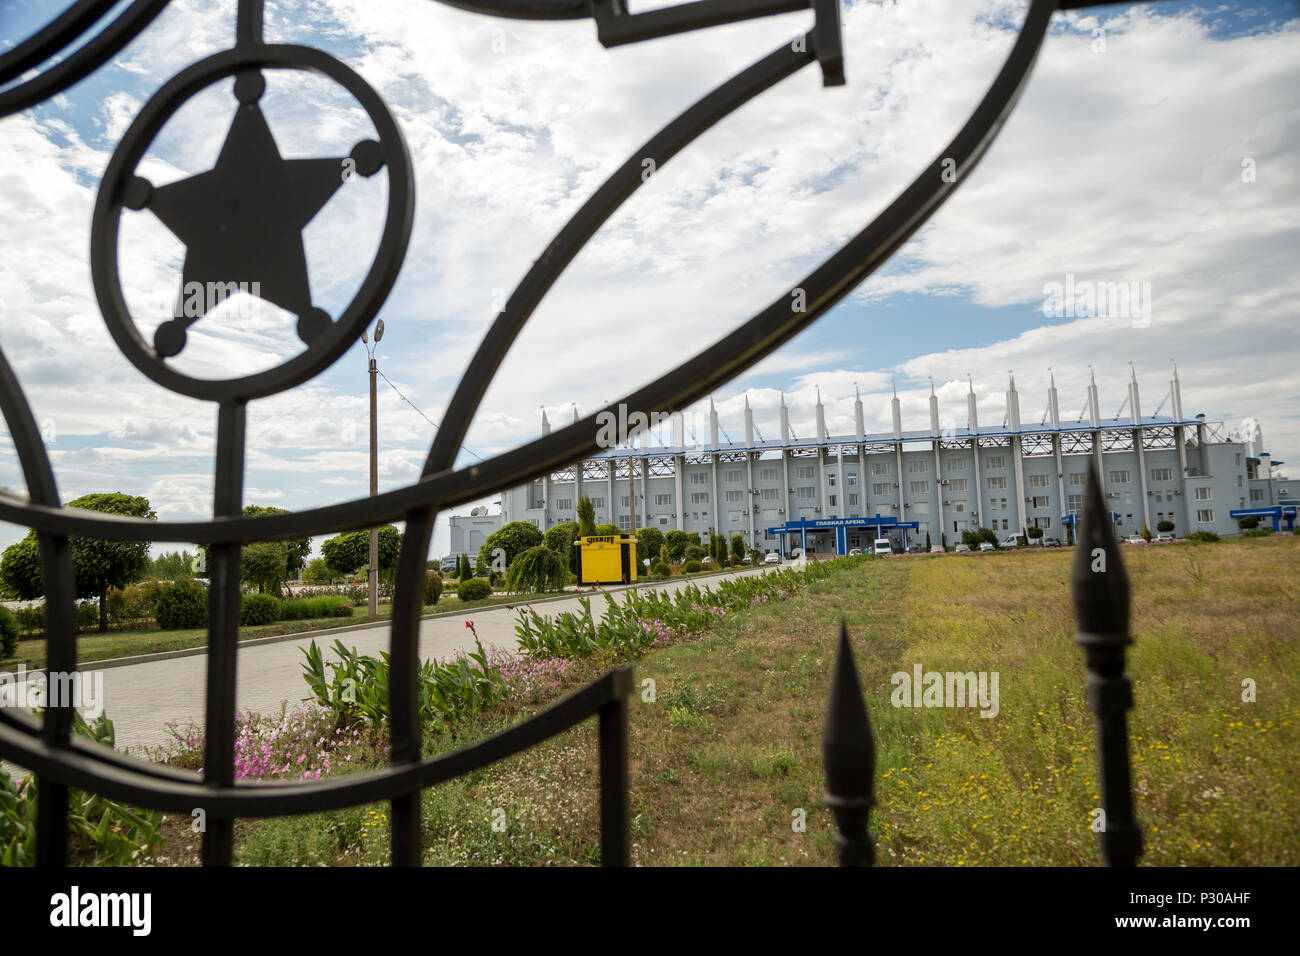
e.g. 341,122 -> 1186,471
156,578 -> 208,630
279,595 -> 351,621
239,593 -> 280,626
650,561 -> 672,578
425,569 -> 443,606
456,578 -> 493,602
683,560 -> 702,573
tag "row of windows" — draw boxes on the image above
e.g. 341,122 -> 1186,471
669,463 -> 1193,492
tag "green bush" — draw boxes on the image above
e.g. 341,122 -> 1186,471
1185,530 -> 1220,544
15,606 -> 43,635
457,578 -> 493,602
239,593 -> 280,626
279,595 -> 350,621
684,560 -> 702,573
75,602 -> 99,631
1157,520 -> 1175,533
505,545 -> 567,593
1243,528 -> 1272,538
155,578 -> 208,630
651,561 -> 672,578
425,569 -> 443,606
0,606 -> 17,660
684,545 -> 705,563
1237,516 -> 1260,529
334,604 -> 354,617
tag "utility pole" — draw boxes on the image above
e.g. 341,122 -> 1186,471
363,320 -> 385,615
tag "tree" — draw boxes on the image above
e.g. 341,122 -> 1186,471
1026,527 -> 1043,540
478,521 -> 544,573
577,496 -> 596,537
1140,523 -> 1153,541
635,526 -> 664,568
1237,516 -> 1260,530
593,523 -> 620,538
505,545 -> 567,593
544,520 -> 581,573
321,525 -> 401,578
242,505 -> 311,577
242,541 -> 289,594
0,493 -> 155,632
302,557 -> 334,585
664,530 -> 690,562
147,550 -> 192,580
731,534 -> 745,563
1157,520 -> 1175,533
459,554 -> 472,581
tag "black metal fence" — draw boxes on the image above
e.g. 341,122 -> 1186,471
0,0 -> 1164,866
823,461 -> 1144,866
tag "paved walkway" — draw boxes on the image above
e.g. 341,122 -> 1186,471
3,565 -> 771,766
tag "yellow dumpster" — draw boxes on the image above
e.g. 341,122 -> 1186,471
575,534 -> 638,586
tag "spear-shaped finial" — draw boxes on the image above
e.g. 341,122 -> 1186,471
822,621 -> 875,866
1071,460 -> 1143,866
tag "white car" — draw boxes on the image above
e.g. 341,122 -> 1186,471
763,552 -> 782,564
847,548 -> 863,556
953,543 -> 971,553
978,542 -> 997,552
1155,532 -> 1175,542
929,545 -> 945,554
1123,535 -> 1148,544
872,538 -> 893,556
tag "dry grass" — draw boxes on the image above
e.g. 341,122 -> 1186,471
224,536 -> 1298,866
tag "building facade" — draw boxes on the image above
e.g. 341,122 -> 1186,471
472,365 -> 1291,557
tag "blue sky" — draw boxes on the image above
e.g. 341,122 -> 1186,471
1,0 -> 1297,559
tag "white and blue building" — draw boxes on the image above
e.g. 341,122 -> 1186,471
473,365 -> 1293,557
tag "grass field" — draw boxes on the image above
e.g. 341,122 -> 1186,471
154,536 -> 1297,866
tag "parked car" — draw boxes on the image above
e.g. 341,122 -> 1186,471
701,556 -> 714,566
872,538 -> 893,556
906,543 -> 924,554
763,552 -> 782,564
1155,532 -> 1175,542
929,545 -> 946,554
978,542 -> 997,552
1123,535 -> 1148,544
847,548 -> 863,556
954,543 -> 972,553
789,548 -> 804,560
999,535 -> 1025,548
439,556 -> 459,574
1039,537 -> 1061,547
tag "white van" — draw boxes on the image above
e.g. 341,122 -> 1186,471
872,538 -> 893,556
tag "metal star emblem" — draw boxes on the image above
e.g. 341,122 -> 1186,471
123,70 -> 386,357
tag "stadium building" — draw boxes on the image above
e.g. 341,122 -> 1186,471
456,365 -> 1295,559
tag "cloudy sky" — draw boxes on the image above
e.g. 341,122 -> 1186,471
0,0 -> 1296,560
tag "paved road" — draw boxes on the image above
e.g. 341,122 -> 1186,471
2,565 -> 774,765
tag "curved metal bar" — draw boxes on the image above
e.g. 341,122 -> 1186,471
0,0 -> 171,119
0,348 -> 79,864
0,0 -> 119,85
0,0 -> 1059,548
0,666 -> 633,817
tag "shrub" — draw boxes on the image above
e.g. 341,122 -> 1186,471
155,578 -> 208,630
1185,530 -> 1220,544
1140,524 -> 1153,542
75,602 -> 100,631
684,560 -> 702,573
279,595 -> 350,621
334,604 -> 354,617
457,578 -> 493,602
684,545 -> 705,563
425,569 -> 443,606
651,561 -> 672,578
15,606 -> 43,636
1242,528 -> 1272,538
0,606 -> 17,660
1156,520 -> 1175,533
239,593 -> 280,627
1026,527 -> 1043,540
505,545 -> 567,593
1237,516 -> 1260,529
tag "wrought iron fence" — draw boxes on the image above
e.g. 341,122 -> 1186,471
0,0 -> 1166,866
823,461 -> 1144,866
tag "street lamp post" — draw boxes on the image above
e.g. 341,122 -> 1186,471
363,320 -> 385,616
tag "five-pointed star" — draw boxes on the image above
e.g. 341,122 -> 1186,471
145,98 -> 352,350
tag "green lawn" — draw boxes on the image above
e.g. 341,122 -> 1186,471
148,536 -> 1299,866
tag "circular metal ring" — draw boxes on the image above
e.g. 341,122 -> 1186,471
90,43 -> 414,403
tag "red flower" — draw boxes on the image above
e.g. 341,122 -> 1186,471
464,620 -> 473,628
